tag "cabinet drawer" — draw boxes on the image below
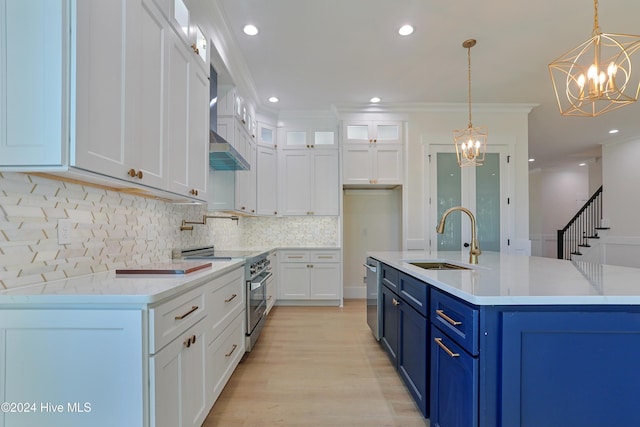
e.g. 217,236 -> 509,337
280,250 -> 310,262
431,290 -> 479,355
206,312 -> 245,405
381,263 -> 400,292
310,250 -> 340,263
205,267 -> 245,340
399,272 -> 428,316
150,287 -> 206,353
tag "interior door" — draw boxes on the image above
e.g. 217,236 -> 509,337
429,144 -> 509,253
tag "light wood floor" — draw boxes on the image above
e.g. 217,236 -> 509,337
203,299 -> 429,427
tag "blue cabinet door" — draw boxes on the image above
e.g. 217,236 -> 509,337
381,284 -> 399,365
398,302 -> 428,417
430,324 -> 478,427
501,311 -> 640,427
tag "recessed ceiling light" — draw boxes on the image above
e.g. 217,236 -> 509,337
528,158 -> 535,162
370,97 -> 381,103
609,129 -> 619,134
268,96 -> 279,103
579,163 -> 587,166
243,24 -> 258,36
398,25 -> 414,36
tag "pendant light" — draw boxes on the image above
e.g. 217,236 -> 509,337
453,39 -> 487,167
549,0 -> 640,117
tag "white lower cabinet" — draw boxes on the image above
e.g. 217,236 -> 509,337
0,309 -> 144,427
278,250 -> 341,303
0,266 -> 247,427
151,318 -> 207,427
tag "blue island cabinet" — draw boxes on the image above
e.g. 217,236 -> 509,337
429,291 -> 640,427
380,266 -> 429,417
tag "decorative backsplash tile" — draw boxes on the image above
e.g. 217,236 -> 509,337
0,172 -> 339,290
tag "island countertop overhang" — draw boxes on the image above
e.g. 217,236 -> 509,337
368,251 -> 640,306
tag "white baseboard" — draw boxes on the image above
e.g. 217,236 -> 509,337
343,286 -> 366,299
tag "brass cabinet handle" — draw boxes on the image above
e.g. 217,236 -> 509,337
392,298 -> 400,306
434,337 -> 460,358
436,309 -> 462,326
183,334 -> 197,348
224,294 -> 238,303
225,344 -> 238,357
191,43 -> 199,55
128,169 -> 143,179
317,255 -> 333,259
288,255 -> 304,259
175,305 -> 198,320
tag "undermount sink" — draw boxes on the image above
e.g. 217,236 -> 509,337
408,261 -> 471,270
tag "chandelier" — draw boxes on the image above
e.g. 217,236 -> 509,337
453,39 -> 487,167
549,0 -> 640,117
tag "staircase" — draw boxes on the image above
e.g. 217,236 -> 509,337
557,186 -> 609,261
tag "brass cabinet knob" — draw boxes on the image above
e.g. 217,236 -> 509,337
128,169 -> 143,179
189,189 -> 199,196
191,43 -> 199,55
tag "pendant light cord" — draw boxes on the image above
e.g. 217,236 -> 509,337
467,45 -> 473,128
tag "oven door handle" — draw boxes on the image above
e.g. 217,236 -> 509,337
249,271 -> 272,290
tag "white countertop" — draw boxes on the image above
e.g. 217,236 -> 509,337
368,251 -> 640,305
0,259 -> 244,305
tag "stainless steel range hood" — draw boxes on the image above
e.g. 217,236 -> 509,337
209,130 -> 250,171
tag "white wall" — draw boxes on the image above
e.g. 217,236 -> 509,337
528,167 -> 589,258
601,138 -> 640,267
342,188 -> 402,298
405,106 -> 532,254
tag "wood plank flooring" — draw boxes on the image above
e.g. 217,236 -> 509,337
203,299 -> 429,427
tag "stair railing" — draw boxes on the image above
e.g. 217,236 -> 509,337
557,186 -> 604,260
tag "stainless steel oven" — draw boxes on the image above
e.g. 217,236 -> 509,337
245,256 -> 271,351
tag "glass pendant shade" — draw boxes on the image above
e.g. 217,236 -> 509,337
549,0 -> 640,117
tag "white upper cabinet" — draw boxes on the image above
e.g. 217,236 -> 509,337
278,149 -> 339,216
256,145 -> 278,216
279,128 -> 337,150
342,120 -> 404,185
0,0 -> 67,169
343,120 -> 402,145
73,0 -> 208,200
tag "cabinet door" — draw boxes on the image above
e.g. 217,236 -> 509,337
500,311 -> 640,427
257,145 -> 278,215
0,0 -> 66,168
342,145 -> 373,185
311,150 -> 339,215
131,0 -> 167,189
373,145 -> 403,185
0,309 -> 144,427
309,263 -> 340,299
185,63 -> 209,199
343,121 -> 372,144
381,285 -> 400,365
398,303 -> 428,417
74,0 -> 133,177
372,121 -> 402,144
279,150 -> 311,215
206,312 -> 245,407
152,319 -> 207,427
166,27 -> 208,200
278,263 -> 310,299
430,325 -> 478,427
235,141 -> 256,214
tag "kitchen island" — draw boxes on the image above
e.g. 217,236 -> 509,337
369,251 -> 640,427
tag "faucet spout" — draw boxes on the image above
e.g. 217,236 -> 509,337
436,206 -> 481,264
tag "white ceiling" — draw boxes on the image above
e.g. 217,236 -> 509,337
215,0 -> 640,170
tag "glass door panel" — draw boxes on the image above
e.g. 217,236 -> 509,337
431,146 -> 506,253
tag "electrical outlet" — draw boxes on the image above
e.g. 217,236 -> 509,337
58,219 -> 72,245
